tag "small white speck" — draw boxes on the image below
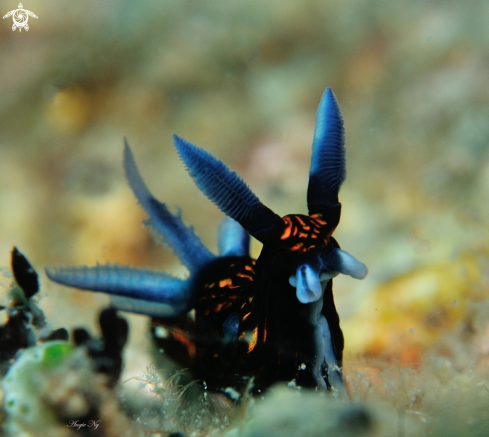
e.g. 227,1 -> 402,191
154,326 -> 168,338
224,387 -> 241,400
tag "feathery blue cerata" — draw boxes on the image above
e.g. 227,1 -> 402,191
124,139 -> 214,273
46,86 -> 368,397
45,264 -> 191,316
173,134 -> 261,223
173,134 -> 281,243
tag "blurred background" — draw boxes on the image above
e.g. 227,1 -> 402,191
1,0 -> 489,389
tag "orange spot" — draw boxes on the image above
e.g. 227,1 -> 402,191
236,273 -> 254,280
214,302 -> 232,312
296,216 -> 306,226
172,329 -> 196,359
311,214 -> 327,225
281,217 -> 294,240
298,232 -> 308,238
219,278 -> 233,287
242,312 -> 251,321
281,225 -> 293,240
244,265 -> 254,271
248,327 -> 258,353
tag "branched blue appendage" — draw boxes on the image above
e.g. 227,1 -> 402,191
173,135 -> 284,244
124,140 -> 215,273
218,217 -> 250,257
307,87 -> 346,208
173,135 -> 262,224
45,265 -> 192,316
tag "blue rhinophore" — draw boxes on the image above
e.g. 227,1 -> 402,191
308,87 -> 346,209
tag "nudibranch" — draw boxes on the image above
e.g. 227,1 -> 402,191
46,87 -> 367,396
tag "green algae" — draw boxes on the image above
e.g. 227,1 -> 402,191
2,341 -> 74,434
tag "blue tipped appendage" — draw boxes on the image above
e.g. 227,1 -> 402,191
124,139 -> 214,274
173,135 -> 262,226
307,87 -> 346,209
173,135 -> 282,243
45,264 -> 191,317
